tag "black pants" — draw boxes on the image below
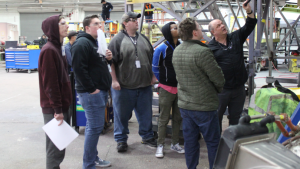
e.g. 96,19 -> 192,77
218,85 -> 246,133
101,12 -> 110,21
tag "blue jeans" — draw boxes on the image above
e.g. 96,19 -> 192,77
78,90 -> 108,169
180,109 -> 220,169
111,85 -> 154,143
145,15 -> 153,23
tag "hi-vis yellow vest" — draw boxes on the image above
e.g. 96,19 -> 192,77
249,88 -> 299,139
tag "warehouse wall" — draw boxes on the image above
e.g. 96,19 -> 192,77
85,11 -> 124,22
0,10 -> 20,41
20,12 -> 60,41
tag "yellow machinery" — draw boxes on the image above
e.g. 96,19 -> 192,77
27,45 -> 39,49
289,58 -> 300,72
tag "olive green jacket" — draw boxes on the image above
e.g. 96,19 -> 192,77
172,40 -> 225,111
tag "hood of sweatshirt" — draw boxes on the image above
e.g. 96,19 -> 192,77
41,15 -> 61,47
162,22 -> 176,47
76,30 -> 97,44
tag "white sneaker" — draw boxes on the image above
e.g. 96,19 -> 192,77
155,144 -> 164,158
170,143 -> 185,154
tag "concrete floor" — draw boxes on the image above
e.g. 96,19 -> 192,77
0,60 -> 298,169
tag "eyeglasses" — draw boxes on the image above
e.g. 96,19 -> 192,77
170,27 -> 178,31
218,40 -> 232,50
127,18 -> 138,22
89,22 -> 102,27
58,21 -> 68,26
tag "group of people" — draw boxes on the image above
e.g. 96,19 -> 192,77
38,1 -> 256,169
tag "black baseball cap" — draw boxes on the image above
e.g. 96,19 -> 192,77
67,31 -> 78,40
101,0 -> 105,3
121,11 -> 141,22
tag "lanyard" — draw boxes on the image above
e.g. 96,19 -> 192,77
128,35 -> 138,59
166,41 -> 175,51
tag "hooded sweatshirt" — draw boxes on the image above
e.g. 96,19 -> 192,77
152,22 -> 180,87
38,15 -> 72,114
71,31 -> 112,93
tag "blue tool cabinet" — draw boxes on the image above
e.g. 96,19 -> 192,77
5,49 -> 40,73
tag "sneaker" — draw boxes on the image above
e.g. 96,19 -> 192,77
170,143 -> 185,154
155,144 -> 164,158
117,142 -> 128,152
95,158 -> 111,168
141,138 -> 157,147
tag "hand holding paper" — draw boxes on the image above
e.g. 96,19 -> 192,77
105,49 -> 112,60
97,28 -> 107,56
43,119 -> 79,151
54,113 -> 64,126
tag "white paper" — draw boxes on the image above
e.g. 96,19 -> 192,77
108,64 -> 112,72
68,24 -> 75,31
97,29 -> 108,56
42,119 -> 79,151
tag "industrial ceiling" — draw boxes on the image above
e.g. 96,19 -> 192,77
0,0 -> 297,13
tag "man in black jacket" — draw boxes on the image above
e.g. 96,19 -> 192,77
144,3 -> 155,23
39,34 -> 47,49
207,1 -> 257,132
71,15 -> 112,168
101,0 -> 113,21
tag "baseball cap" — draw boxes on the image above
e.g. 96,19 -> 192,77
121,11 -> 141,23
67,31 -> 78,40
101,0 -> 105,3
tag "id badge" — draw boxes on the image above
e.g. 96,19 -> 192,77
135,60 -> 141,68
61,46 -> 65,56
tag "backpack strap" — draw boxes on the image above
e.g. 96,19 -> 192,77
274,80 -> 300,102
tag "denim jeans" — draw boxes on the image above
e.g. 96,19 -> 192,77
180,108 -> 220,169
78,90 -> 108,169
111,85 -> 154,143
145,15 -> 153,23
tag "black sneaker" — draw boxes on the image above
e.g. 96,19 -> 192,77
117,142 -> 128,152
141,138 -> 157,147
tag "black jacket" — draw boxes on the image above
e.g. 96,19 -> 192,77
102,2 -> 113,13
144,4 -> 154,16
153,22 -> 179,87
208,17 -> 257,89
71,31 -> 112,93
39,37 -> 47,48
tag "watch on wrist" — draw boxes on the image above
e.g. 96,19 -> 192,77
247,10 -> 253,14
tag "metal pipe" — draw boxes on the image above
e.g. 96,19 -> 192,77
138,3 -> 145,33
191,0 -> 216,17
256,0 -> 271,51
0,1 -> 125,6
275,15 -> 300,53
152,2 -> 182,22
248,0 -> 256,97
274,2 -> 300,45
274,121 -> 289,137
268,0 -> 273,78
